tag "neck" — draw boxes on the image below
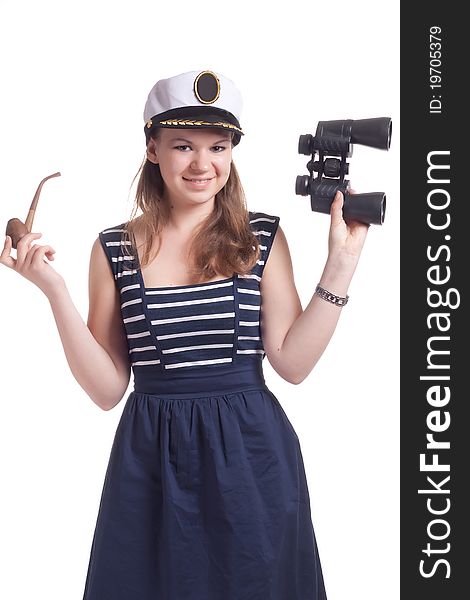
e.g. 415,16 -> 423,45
164,196 -> 216,235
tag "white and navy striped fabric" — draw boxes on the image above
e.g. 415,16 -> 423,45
98,211 -> 280,372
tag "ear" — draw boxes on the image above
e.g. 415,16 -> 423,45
146,137 -> 159,164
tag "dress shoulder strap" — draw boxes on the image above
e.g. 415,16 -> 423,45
98,222 -> 137,286
248,210 -> 280,280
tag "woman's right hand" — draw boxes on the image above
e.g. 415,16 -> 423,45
1,232 -> 65,297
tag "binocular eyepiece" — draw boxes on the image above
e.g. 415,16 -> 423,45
295,117 -> 392,225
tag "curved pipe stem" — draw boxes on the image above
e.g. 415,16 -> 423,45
24,172 -> 61,232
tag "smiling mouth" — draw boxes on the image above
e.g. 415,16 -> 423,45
183,177 -> 214,183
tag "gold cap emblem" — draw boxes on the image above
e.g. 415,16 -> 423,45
193,71 -> 220,104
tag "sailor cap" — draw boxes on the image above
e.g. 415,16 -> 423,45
143,70 -> 244,146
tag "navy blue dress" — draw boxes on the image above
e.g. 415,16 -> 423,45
82,211 -> 327,599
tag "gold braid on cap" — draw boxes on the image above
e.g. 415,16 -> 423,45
158,119 -> 243,133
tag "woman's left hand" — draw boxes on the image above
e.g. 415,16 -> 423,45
327,190 -> 370,269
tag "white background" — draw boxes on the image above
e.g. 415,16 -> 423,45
0,1 -> 399,598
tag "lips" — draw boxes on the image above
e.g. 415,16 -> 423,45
183,177 -> 214,183
182,176 -> 215,189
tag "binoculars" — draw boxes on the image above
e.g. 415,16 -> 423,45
295,117 -> 392,225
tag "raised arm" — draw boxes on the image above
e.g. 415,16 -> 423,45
1,232 -> 131,410
260,192 -> 369,384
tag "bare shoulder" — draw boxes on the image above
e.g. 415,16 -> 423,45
259,224 -> 303,369
89,235 -> 112,280
260,224 -> 291,283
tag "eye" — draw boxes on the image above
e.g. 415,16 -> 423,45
211,145 -> 227,152
174,145 -> 192,151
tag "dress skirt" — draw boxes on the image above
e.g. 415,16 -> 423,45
82,362 -> 327,599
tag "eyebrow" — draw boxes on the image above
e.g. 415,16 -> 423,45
169,137 -> 231,144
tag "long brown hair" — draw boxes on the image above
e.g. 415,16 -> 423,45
121,132 -> 261,284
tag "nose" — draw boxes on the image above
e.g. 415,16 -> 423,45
190,150 -> 210,172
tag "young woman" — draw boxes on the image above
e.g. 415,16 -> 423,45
1,70 -> 368,599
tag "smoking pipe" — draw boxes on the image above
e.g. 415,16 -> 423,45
5,172 -> 61,249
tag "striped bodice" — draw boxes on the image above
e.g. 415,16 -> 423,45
98,211 -> 280,374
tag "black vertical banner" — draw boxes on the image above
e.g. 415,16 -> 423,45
401,4 -> 467,599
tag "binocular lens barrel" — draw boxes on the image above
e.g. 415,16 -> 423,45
343,192 -> 386,225
296,176 -> 386,225
315,117 -> 392,151
313,190 -> 385,225
350,118 -> 392,150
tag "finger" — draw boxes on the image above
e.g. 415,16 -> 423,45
347,219 -> 369,231
0,235 -> 17,269
16,232 -> 43,266
330,191 -> 344,226
24,242 -> 52,269
347,220 -> 370,244
31,245 -> 56,264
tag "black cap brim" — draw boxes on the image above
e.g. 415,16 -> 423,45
145,105 -> 243,146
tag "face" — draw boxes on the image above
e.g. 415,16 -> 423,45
147,128 -> 233,207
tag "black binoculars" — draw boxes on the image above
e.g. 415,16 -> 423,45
295,117 -> 392,225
